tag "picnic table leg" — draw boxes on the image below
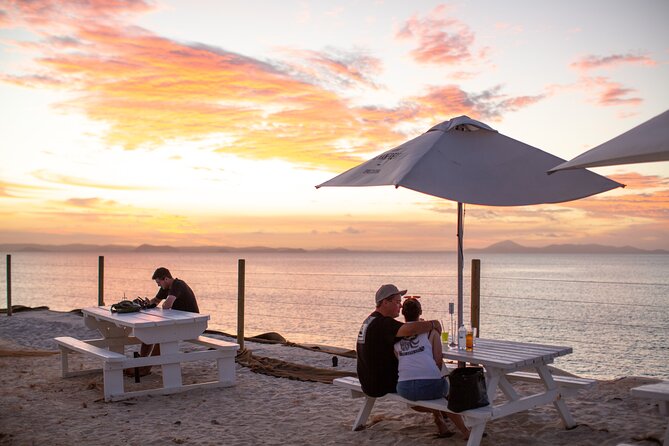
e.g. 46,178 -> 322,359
84,317 -> 130,353
103,363 -> 124,402
216,354 -> 236,385
58,346 -> 70,377
659,401 -> 668,417
159,341 -> 182,388
484,370 -> 502,404
352,396 -> 376,431
498,375 -> 520,401
535,365 -> 576,428
466,422 -> 486,446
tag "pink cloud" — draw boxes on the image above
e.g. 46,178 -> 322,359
3,0 -> 152,28
494,22 -> 523,34
0,9 -> 10,28
582,76 -> 642,107
278,47 -> 383,90
571,53 -> 656,72
566,52 -> 654,110
66,197 -> 119,208
396,6 -> 477,65
0,73 -> 65,87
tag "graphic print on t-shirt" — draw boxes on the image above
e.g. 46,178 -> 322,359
357,315 -> 376,343
397,335 -> 425,356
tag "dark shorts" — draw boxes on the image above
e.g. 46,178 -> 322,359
396,377 -> 449,401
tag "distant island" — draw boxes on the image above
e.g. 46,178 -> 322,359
0,240 -> 667,254
468,240 -> 669,255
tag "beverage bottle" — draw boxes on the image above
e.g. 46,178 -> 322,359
458,324 -> 466,351
466,327 -> 474,351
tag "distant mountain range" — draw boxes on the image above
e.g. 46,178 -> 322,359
0,243 -> 308,254
468,240 -> 669,255
0,241 -> 667,254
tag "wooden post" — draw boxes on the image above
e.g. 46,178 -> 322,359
98,256 -> 104,306
471,259 -> 481,337
237,259 -> 245,350
6,255 -> 11,316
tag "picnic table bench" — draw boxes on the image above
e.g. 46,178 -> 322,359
333,376 -> 492,429
631,381 -> 669,444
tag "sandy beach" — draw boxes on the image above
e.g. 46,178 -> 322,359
0,309 -> 666,446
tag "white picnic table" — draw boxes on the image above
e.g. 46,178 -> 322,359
54,306 -> 238,401
335,338 -> 594,446
442,338 -> 594,445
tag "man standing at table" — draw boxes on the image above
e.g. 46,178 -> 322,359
356,284 -> 441,397
128,267 -> 199,376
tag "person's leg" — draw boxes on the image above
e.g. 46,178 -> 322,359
432,411 -> 454,437
139,343 -> 160,375
125,343 -> 159,377
445,413 -> 470,438
398,380 -> 454,437
440,378 -> 470,438
140,343 -> 154,357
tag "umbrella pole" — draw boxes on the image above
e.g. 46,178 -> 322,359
457,202 -> 464,329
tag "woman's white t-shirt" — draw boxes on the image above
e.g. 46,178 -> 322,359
394,330 -> 442,382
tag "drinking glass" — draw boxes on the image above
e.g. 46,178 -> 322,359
466,326 -> 474,351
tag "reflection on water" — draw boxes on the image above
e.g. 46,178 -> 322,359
1,251 -> 667,379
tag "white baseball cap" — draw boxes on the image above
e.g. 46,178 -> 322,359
375,284 -> 407,304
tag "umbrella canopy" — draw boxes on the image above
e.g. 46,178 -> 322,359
317,115 -> 623,327
549,109 -> 669,172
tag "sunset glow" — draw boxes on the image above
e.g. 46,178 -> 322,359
1,0 -> 668,250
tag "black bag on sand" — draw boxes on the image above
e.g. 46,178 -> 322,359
447,366 -> 490,412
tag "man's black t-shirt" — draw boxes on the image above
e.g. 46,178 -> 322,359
155,278 -> 199,313
356,311 -> 403,397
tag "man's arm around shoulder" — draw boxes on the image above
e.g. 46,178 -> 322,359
396,320 -> 441,337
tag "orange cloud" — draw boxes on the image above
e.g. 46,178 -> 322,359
2,1 -> 546,172
607,172 -> 669,190
413,85 -> 544,120
567,190 -> 669,220
550,172 -> 669,220
418,172 -> 669,246
32,170 -> 151,191
65,197 -> 120,208
0,179 -> 56,198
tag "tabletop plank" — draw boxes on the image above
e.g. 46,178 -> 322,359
443,339 -> 572,370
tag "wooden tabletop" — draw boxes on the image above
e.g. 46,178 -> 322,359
443,338 -> 573,370
82,306 -> 209,328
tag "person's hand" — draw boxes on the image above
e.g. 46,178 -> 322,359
432,320 -> 442,333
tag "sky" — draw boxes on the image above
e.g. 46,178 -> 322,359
0,0 -> 668,251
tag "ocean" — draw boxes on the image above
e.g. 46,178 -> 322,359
1,251 -> 667,380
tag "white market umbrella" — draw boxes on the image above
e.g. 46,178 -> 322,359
316,115 -> 623,327
549,109 -> 669,172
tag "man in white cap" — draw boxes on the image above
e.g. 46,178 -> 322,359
356,284 -> 442,398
